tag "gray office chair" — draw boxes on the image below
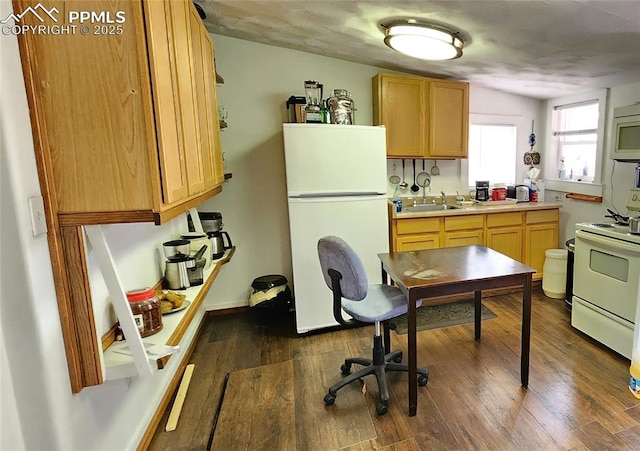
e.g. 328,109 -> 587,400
317,236 -> 429,415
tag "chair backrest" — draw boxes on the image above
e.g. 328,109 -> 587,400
317,236 -> 368,301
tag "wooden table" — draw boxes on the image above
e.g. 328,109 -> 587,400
378,245 -> 536,416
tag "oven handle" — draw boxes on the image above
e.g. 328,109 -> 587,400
576,230 -> 640,255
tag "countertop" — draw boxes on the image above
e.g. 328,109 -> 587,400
390,200 -> 562,219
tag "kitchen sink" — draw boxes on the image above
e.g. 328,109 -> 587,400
403,203 -> 459,212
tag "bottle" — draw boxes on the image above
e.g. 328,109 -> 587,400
630,292 -> 640,398
630,361 -> 640,399
391,186 -> 402,213
558,158 -> 566,180
321,100 -> 329,124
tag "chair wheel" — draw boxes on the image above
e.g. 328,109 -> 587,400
340,363 -> 352,375
376,403 -> 388,415
418,374 -> 429,386
324,393 -> 336,405
392,351 -> 403,363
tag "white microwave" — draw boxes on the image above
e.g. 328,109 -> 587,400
611,103 -> 640,162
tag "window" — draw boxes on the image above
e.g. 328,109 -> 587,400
544,89 -> 607,196
552,101 -> 598,182
468,124 -> 517,185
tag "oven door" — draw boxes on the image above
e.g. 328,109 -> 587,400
574,230 -> 640,322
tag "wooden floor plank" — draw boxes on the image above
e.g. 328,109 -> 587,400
148,289 -> 640,451
211,360 -> 296,450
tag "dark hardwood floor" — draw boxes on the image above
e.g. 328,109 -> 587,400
148,289 -> 640,450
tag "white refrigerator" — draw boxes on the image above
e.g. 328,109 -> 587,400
283,123 -> 389,333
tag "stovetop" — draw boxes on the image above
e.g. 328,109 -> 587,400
576,222 -> 640,245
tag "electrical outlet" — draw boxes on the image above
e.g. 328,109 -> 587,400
28,196 -> 47,236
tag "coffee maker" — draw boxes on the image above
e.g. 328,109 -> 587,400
475,181 -> 490,202
191,211 -> 233,260
162,239 -> 193,290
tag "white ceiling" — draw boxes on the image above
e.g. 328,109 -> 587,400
199,0 -> 640,100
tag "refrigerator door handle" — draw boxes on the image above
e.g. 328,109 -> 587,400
295,191 -> 382,198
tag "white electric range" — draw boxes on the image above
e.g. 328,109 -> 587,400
572,189 -> 640,359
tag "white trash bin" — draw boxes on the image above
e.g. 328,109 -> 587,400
542,249 -> 568,299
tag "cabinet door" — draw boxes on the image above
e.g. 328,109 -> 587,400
397,234 -> 440,251
189,6 -> 217,191
428,81 -> 469,158
374,75 -> 426,157
486,226 -> 523,262
170,0 -> 204,195
525,223 -> 559,278
144,0 -> 188,205
201,33 -> 225,187
444,230 -> 484,248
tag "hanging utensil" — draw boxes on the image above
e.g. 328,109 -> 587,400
416,159 -> 431,201
431,160 -> 440,176
389,160 -> 401,185
399,159 -> 408,190
411,159 -> 420,192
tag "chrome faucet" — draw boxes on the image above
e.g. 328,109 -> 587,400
441,191 -> 446,205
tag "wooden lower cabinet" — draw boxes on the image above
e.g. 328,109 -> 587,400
486,226 -> 523,262
525,223 -> 559,277
443,215 -> 484,247
397,234 -> 440,251
393,217 -> 440,251
391,208 -> 560,281
444,230 -> 484,247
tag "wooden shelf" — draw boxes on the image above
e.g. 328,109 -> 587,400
102,247 -> 235,380
565,193 -> 603,203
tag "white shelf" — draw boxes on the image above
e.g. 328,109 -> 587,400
101,247 -> 235,381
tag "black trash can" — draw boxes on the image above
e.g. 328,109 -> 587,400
248,275 -> 293,323
565,238 -> 575,311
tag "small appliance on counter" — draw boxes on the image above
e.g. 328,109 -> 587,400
180,231 -> 211,269
475,181 -> 490,202
209,230 -> 232,259
163,239 -> 193,290
188,211 -> 223,233
304,80 -> 323,123
507,185 -> 530,202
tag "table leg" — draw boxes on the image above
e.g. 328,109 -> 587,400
408,292 -> 418,416
474,290 -> 482,340
521,274 -> 532,387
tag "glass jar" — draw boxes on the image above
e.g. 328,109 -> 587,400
327,89 -> 355,125
126,288 -> 163,337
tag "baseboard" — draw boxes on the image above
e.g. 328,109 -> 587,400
206,306 -> 250,316
137,315 -> 208,451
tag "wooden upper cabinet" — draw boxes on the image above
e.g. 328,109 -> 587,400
190,9 -> 224,190
429,81 -> 469,158
373,73 -> 469,159
372,74 -> 425,157
15,0 -> 223,225
201,34 -> 225,186
145,0 -> 188,205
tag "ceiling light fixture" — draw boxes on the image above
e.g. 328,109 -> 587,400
383,21 -> 464,60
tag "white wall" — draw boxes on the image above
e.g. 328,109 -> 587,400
202,35 -> 545,309
200,34 -> 398,309
1,1 -> 214,448
547,81 -> 640,244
